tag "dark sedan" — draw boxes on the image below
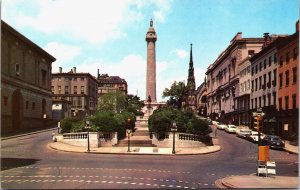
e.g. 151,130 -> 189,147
261,135 -> 285,149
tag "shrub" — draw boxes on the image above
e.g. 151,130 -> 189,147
60,117 -> 81,133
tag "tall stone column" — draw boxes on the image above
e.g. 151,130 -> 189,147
146,19 -> 157,102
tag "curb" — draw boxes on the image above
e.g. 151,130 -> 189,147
1,127 -> 57,140
284,148 -> 298,155
48,143 -> 222,156
220,177 -> 238,189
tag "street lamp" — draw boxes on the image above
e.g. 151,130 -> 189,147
127,118 -> 131,152
171,122 -> 177,154
85,120 -> 91,152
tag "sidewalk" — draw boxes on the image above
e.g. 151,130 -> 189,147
48,141 -> 221,155
284,140 -> 299,154
216,175 -> 298,189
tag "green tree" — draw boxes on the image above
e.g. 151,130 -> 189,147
162,81 -> 188,109
126,95 -> 144,116
98,91 -> 127,113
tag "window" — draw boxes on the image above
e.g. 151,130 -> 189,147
259,97 -> 261,108
274,53 -> 277,64
77,99 -> 82,107
251,67 -> 254,76
279,73 -> 283,88
263,74 -> 266,86
255,64 -> 258,74
293,67 -> 297,84
248,50 -> 255,56
247,80 -> 250,90
286,70 -> 289,86
255,78 -> 258,91
279,56 -> 283,66
273,69 -> 277,86
65,86 -> 69,94
251,99 -> 253,109
58,77 -> 61,81
259,76 -> 262,90
26,101 -> 29,109
259,62 -> 262,71
58,86 -> 61,94
41,70 -> 47,86
285,96 -> 289,110
292,94 -> 296,109
81,77 -> 84,81
263,95 -> 266,107
279,98 -> 282,110
74,86 -> 77,94
273,92 -> 276,106
32,102 -> 35,110
15,63 -> 20,76
286,52 -> 290,63
251,80 -> 254,91
269,56 -> 272,67
293,47 -> 298,59
81,86 -> 84,94
74,77 -> 77,81
51,86 -> 54,94
4,96 -> 8,106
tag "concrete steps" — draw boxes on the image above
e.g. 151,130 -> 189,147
114,139 -> 156,147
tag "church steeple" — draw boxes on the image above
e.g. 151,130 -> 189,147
187,43 -> 195,92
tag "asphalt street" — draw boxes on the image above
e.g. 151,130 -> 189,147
1,127 -> 298,189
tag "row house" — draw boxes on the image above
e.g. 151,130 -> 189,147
236,56 -> 251,126
277,22 -> 299,140
51,67 -> 98,119
206,32 -> 264,124
1,20 -> 56,134
249,34 -> 285,134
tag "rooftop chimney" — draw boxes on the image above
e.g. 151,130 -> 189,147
263,33 -> 271,49
97,69 -> 100,78
73,67 -> 76,73
296,20 -> 299,32
59,67 -> 62,73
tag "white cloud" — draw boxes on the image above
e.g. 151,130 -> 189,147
175,49 -> 188,59
3,0 -> 173,44
43,42 -> 81,71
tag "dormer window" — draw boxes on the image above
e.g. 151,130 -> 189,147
15,63 -> 20,76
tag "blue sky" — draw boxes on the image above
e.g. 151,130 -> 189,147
3,0 -> 298,101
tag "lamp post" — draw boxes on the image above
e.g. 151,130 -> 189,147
85,120 -> 91,152
127,118 -> 131,152
171,122 -> 177,154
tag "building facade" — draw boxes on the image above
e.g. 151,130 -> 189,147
195,81 -> 207,117
206,32 -> 264,124
51,67 -> 98,118
1,20 -> 56,134
97,72 -> 128,97
276,22 -> 299,140
249,34 -> 288,134
236,56 -> 251,126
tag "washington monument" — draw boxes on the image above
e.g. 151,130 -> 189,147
145,19 -> 157,102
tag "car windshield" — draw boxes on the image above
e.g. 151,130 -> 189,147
271,137 -> 281,141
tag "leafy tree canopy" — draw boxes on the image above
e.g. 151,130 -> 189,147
162,81 -> 188,109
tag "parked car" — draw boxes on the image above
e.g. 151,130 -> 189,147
236,129 -> 252,138
261,135 -> 285,149
245,131 -> 265,143
217,123 -> 227,130
225,125 -> 237,133
212,121 -> 219,125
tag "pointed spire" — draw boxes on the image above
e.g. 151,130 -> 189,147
189,43 -> 193,68
150,18 -> 153,27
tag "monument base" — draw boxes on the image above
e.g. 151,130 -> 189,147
142,102 -> 166,117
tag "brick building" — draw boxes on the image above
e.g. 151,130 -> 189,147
51,67 -> 98,118
97,70 -> 128,98
1,20 -> 56,134
206,32 -> 264,124
276,21 -> 299,140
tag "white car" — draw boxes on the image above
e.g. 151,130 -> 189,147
236,129 -> 252,138
217,123 -> 228,130
246,131 -> 266,143
225,125 -> 237,133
